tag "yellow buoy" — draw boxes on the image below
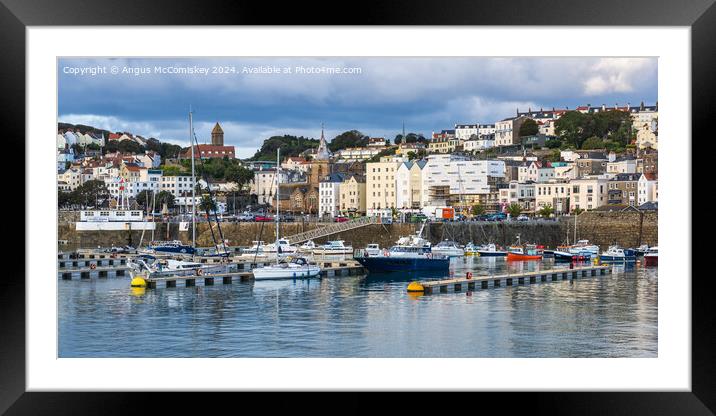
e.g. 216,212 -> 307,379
130,276 -> 147,288
407,281 -> 424,292
130,287 -> 146,296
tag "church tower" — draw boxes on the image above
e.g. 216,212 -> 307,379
211,122 -> 224,146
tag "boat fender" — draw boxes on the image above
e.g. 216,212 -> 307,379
466,272 -> 472,280
90,263 -> 96,270
196,268 -> 204,276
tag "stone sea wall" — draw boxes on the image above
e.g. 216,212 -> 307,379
58,211 -> 657,251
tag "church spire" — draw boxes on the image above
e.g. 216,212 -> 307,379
315,122 -> 332,160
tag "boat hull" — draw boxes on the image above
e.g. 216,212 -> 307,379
506,252 -> 542,261
644,255 -> 658,266
477,251 -> 507,257
553,251 -> 590,262
599,255 -> 636,262
356,256 -> 450,273
152,246 -> 196,255
252,266 -> 321,280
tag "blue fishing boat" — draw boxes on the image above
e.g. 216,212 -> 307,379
354,221 -> 449,273
599,246 -> 636,263
553,250 -> 591,262
355,246 -> 450,272
148,240 -> 196,255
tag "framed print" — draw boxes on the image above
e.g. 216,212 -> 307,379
2,0 -> 712,413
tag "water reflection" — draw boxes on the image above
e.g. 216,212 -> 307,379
59,259 -> 657,358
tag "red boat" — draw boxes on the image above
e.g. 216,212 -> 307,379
506,245 -> 543,261
643,247 -> 658,266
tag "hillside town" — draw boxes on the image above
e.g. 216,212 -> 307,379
57,102 -> 659,221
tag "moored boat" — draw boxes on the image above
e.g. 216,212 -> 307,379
298,240 -> 316,253
147,240 -> 196,255
476,243 -> 508,257
599,245 -> 636,263
364,243 -> 381,256
464,242 -> 479,256
553,250 -> 590,262
568,240 -> 600,256
355,245 -> 449,273
252,256 -> 321,280
431,240 -> 465,257
507,244 -> 543,261
643,246 -> 658,266
313,240 -> 353,255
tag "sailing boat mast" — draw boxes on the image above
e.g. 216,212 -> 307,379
189,108 -> 196,248
275,147 -> 280,265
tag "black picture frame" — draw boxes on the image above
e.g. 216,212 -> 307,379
1,0 -> 709,413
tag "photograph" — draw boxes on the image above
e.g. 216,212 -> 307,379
56,56 -> 659,358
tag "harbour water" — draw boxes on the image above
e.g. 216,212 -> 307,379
58,257 -> 657,357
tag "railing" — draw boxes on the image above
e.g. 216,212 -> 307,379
284,216 -> 379,244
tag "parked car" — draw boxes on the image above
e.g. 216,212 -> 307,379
334,216 -> 349,223
280,215 -> 296,222
487,213 -> 507,222
237,212 -> 255,222
516,214 -> 529,222
254,215 -> 273,222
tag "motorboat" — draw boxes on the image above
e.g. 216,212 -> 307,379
364,243 -> 382,256
252,256 -> 321,280
298,240 -> 316,253
643,246 -> 658,266
261,238 -> 298,255
463,242 -> 479,256
635,244 -> 650,256
313,240 -> 353,255
355,243 -> 449,273
131,257 -> 234,278
243,241 -> 267,255
507,244 -> 543,261
147,240 -> 196,255
553,250 -> 590,262
431,240 -> 465,257
599,245 -> 636,263
476,243 -> 507,257
568,240 -> 600,256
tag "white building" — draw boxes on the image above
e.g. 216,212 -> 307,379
637,173 -> 658,205
421,154 -> 505,207
570,177 -> 608,211
250,169 -> 288,205
160,175 -> 196,199
336,147 -> 384,161
463,138 -> 495,152
607,158 -> 637,174
454,124 -> 479,141
319,173 -> 346,217
396,160 -> 427,210
535,180 -> 571,214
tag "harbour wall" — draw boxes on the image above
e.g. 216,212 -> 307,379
58,211 -> 657,251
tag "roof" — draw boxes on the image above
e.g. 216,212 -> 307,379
123,163 -> 142,172
321,173 -> 347,183
638,201 -> 658,210
212,122 -> 223,134
611,173 -> 640,182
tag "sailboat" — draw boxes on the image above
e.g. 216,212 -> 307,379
252,148 -> 321,280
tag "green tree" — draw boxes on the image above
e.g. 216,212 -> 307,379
156,191 -> 175,210
160,165 -> 186,176
328,130 -> 369,152
519,119 -> 539,137
135,190 -> 154,209
471,204 -> 486,216
250,135 -> 319,161
545,149 -> 562,163
538,204 -> 554,218
506,203 -> 522,218
58,191 -> 73,208
581,136 -> 604,150
545,137 -> 562,149
224,164 -> 254,192
73,180 -> 111,208
199,195 -> 217,213
572,207 -> 584,215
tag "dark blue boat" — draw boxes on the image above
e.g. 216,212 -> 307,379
355,245 -> 449,273
149,240 -> 196,255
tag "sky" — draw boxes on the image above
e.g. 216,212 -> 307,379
58,57 -> 657,158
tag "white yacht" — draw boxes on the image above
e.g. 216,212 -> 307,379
261,238 -> 298,255
252,256 -> 321,280
568,239 -> 600,256
298,240 -> 316,253
313,240 -> 353,255
431,240 -> 464,257
364,243 -> 381,256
